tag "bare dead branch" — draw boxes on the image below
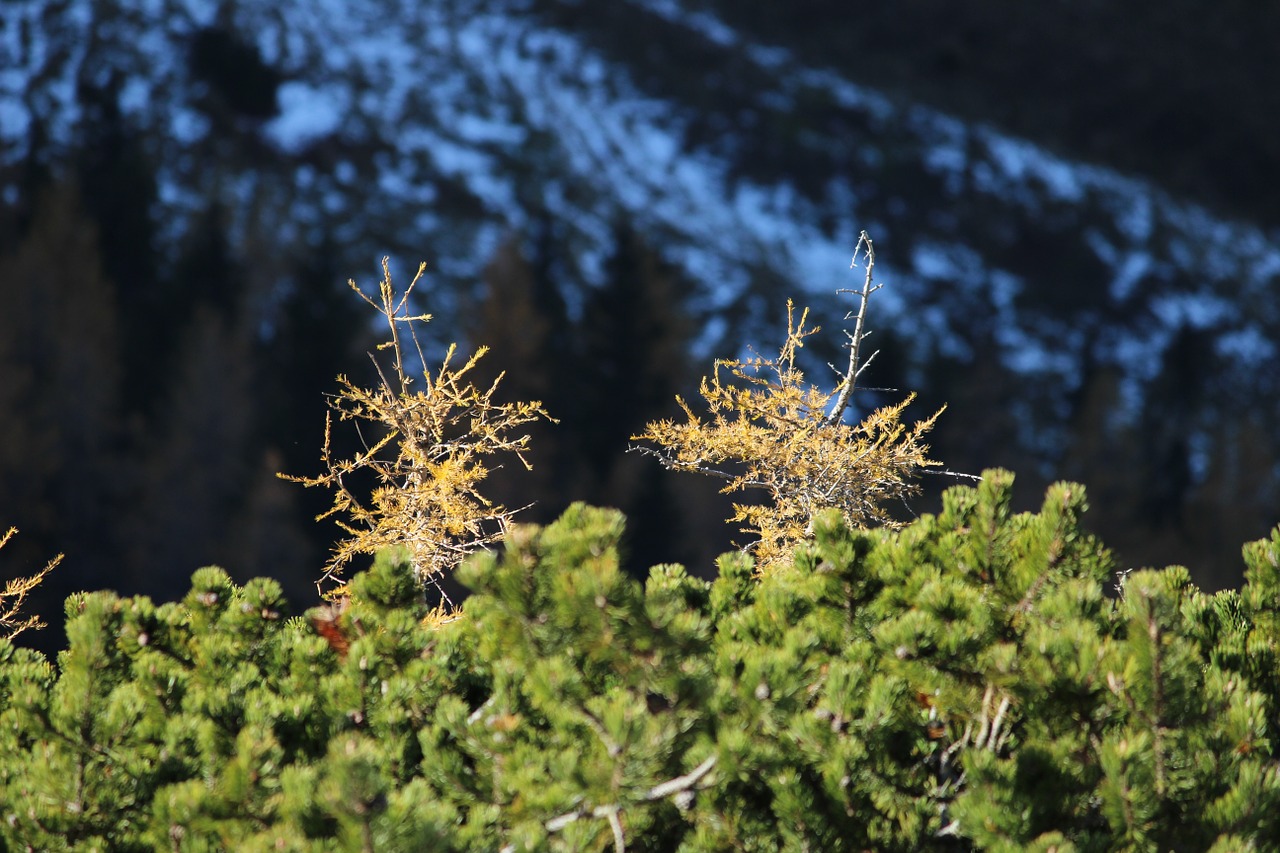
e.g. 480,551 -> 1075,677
644,754 -> 718,800
826,230 -> 883,426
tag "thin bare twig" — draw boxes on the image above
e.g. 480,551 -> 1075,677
924,467 -> 984,482
826,230 -> 883,426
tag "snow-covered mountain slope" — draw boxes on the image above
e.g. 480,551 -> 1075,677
5,0 -> 1277,414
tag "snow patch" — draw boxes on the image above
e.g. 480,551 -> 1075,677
265,82 -> 346,152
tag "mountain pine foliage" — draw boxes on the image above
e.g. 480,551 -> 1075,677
2,478 -> 1279,850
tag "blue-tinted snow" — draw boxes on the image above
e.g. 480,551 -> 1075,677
982,135 -> 1087,205
1217,327 -> 1276,364
266,83 -> 346,152
5,0 -> 1278,385
629,0 -> 1278,376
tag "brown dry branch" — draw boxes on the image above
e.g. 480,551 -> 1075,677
633,232 -> 946,569
282,258 -> 552,599
0,527 -> 60,640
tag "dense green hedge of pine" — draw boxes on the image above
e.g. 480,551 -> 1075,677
2,470 -> 1279,851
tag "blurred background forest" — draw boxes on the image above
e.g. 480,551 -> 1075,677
3,0 -> 1278,652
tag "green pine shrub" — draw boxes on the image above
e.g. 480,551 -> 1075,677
2,473 -> 1279,850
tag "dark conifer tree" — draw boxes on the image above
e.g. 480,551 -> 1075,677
465,221 -> 705,572
0,119 -> 56,255
255,234 -> 372,588
126,203 -> 257,599
913,332 -> 1044,513
128,307 -> 255,601
231,447 -> 316,592
465,234 -> 574,526
1135,324 -> 1208,529
172,201 -> 242,322
576,221 -> 696,572
526,217 -> 580,437
72,72 -> 161,355
188,21 -> 283,127
0,182 -> 124,642
259,233 -> 364,481
64,70 -> 173,433
1182,415 -> 1279,590
579,222 -> 689,469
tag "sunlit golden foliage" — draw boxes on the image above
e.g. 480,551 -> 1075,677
283,259 -> 551,599
0,527 -> 59,640
634,233 -> 946,569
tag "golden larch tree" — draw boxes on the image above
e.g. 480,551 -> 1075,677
283,259 -> 551,601
634,232 -> 954,569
